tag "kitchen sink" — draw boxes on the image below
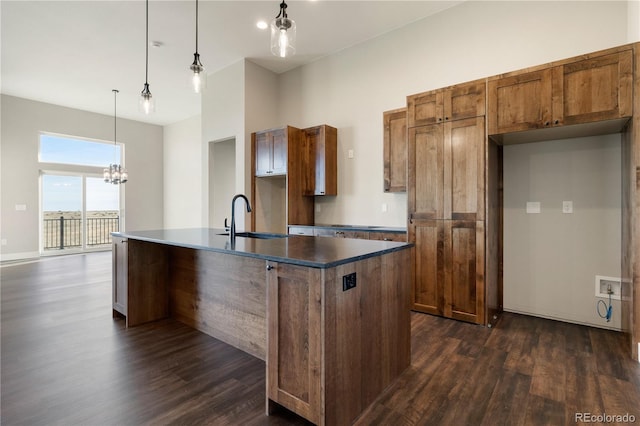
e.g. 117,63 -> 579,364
218,232 -> 288,239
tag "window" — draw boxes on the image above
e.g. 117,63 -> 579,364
39,133 -> 123,254
39,133 -> 121,167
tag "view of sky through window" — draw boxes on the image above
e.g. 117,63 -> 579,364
40,134 -> 121,166
40,134 -> 121,212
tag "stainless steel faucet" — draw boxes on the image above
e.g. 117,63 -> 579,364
230,194 -> 252,240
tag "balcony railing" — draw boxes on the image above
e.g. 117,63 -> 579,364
43,216 -> 120,250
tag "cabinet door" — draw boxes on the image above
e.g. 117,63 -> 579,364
407,90 -> 443,128
444,117 -> 485,221
443,221 -> 484,324
383,108 -> 407,193
267,261 -> 322,424
112,236 -> 127,316
488,68 -> 552,135
443,80 -> 486,122
271,128 -> 288,175
408,124 -> 444,220
254,131 -> 273,176
410,220 -> 444,315
304,125 -> 337,196
552,50 -> 633,126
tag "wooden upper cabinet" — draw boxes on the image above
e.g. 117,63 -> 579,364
488,69 -> 552,135
303,125 -> 337,196
407,80 -> 486,128
553,50 -> 633,126
383,108 -> 407,193
253,127 -> 289,176
488,49 -> 633,135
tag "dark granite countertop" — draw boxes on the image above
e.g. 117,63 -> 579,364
113,228 -> 412,269
289,224 -> 407,233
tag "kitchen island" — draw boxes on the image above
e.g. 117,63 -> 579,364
111,228 -> 412,425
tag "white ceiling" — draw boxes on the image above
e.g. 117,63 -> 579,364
1,1 -> 462,126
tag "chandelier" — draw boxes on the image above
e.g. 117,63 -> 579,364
104,89 -> 128,185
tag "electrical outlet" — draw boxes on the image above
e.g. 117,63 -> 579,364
342,272 -> 356,291
562,201 -> 573,214
382,203 -> 388,213
348,149 -> 354,159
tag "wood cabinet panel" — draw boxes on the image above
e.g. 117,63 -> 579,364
254,128 -> 288,176
446,117 -> 485,221
444,80 -> 487,122
112,236 -> 127,317
303,125 -> 337,196
368,231 -> 407,242
488,49 -> 633,136
170,247 -> 267,360
409,118 -> 484,222
488,69 -> 552,135
553,50 -> 633,126
266,250 -> 411,425
267,261 -> 323,424
383,108 -> 407,192
251,126 -> 314,232
410,220 -> 444,316
408,124 -> 444,220
444,221 -> 485,324
408,80 -> 486,128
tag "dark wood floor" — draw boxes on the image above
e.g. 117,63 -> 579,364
1,252 -> 639,425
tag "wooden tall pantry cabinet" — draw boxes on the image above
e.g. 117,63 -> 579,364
407,80 -> 490,325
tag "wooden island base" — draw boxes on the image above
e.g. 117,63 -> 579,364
112,235 -> 412,426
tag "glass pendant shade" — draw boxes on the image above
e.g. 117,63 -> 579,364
190,53 -> 207,93
270,16 -> 296,58
139,83 -> 155,114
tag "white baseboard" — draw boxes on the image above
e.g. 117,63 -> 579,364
0,251 -> 41,264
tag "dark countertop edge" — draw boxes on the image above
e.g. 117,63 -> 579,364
112,232 -> 413,269
288,224 -> 407,233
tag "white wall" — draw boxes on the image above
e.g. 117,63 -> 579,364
1,95 -> 163,261
630,0 -> 640,42
503,135 -> 622,330
164,114 -> 202,229
277,0 -> 629,227
200,60 -> 246,228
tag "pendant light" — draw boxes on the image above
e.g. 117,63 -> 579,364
139,0 -> 155,114
104,90 -> 128,185
270,0 -> 296,58
189,0 -> 206,93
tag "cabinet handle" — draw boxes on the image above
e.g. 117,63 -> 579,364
438,118 -> 442,122
444,117 -> 449,121
267,265 -> 274,271
544,121 -> 550,126
554,120 -> 559,125
383,238 -> 391,241
121,240 -> 127,244
266,170 -> 273,174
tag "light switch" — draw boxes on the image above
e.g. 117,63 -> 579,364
381,203 -> 388,213
562,201 -> 573,214
347,149 -> 354,159
526,202 -> 540,214
15,204 -> 26,211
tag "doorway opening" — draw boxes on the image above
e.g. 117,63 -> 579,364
209,138 -> 236,228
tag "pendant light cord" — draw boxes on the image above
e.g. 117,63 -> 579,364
145,0 -> 149,84
195,0 -> 199,53
113,89 -> 118,164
